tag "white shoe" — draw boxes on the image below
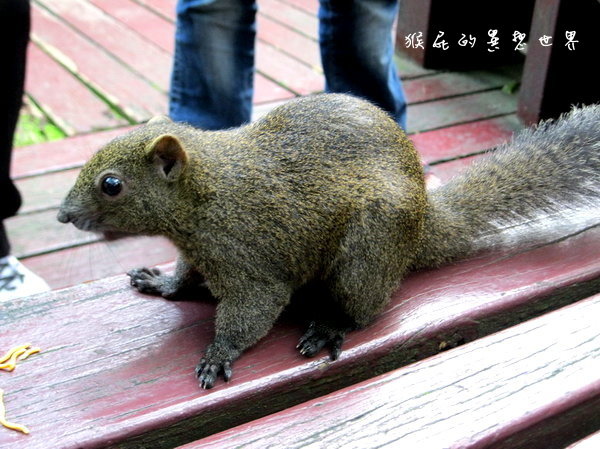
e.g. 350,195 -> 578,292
0,256 -> 50,301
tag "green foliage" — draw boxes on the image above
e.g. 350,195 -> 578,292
13,105 -> 66,147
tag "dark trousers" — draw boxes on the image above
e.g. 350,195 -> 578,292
0,0 -> 30,257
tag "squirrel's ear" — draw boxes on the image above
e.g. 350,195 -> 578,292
147,115 -> 172,125
146,134 -> 188,181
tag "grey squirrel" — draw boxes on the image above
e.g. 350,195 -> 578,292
57,94 -> 600,389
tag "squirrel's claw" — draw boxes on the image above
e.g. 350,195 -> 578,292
196,359 -> 233,389
297,321 -> 345,361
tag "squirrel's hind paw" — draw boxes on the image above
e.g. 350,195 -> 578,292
297,321 -> 346,361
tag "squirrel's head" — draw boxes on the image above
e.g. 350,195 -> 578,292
57,116 -> 192,237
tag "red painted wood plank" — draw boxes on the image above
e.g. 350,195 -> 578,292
31,4 -> 167,121
14,169 -> 80,214
256,41 -> 323,95
406,89 -> 517,133
11,126 -> 136,179
22,236 -> 178,290
429,155 -> 481,184
136,0 -> 175,21
4,209 -> 99,258
187,294 -> 600,449
257,13 -> 321,70
1,226 -> 598,448
281,0 -> 319,16
403,70 -> 514,104
39,0 -> 171,92
411,115 -> 522,164
260,0 -> 319,40
88,0 -> 175,53
254,73 -> 296,104
394,53 -> 438,80
25,43 -> 127,135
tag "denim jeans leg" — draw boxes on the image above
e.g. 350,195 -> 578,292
169,0 -> 257,130
319,0 -> 407,130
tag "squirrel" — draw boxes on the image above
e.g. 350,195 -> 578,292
57,94 -> 600,389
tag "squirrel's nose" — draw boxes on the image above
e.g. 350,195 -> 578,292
57,209 -> 71,224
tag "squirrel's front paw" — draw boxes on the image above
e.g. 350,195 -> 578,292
195,357 -> 233,390
195,341 -> 237,389
127,267 -> 178,299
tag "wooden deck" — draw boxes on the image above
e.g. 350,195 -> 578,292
10,0 -> 524,290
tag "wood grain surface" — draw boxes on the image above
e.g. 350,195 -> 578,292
186,294 -> 600,449
1,225 -> 598,448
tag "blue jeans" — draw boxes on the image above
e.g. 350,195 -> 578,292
170,0 -> 406,130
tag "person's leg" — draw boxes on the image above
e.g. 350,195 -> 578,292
0,0 -> 29,258
169,0 -> 257,130
0,0 -> 49,300
319,0 -> 407,130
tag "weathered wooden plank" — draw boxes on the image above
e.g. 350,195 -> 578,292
186,294 -> 600,449
14,169 -> 80,214
429,155 -> 481,184
1,225 -> 598,448
25,43 -> 127,135
260,0 -> 319,40
136,0 -> 174,21
406,89 -> 517,133
11,126 -> 136,179
4,209 -> 99,258
257,13 -> 321,71
22,236 -> 178,290
281,0 -> 319,16
254,74 -> 297,105
31,4 -> 168,121
394,53 -> 438,80
88,0 -> 175,53
411,115 -> 522,164
403,70 -> 515,104
40,0 -> 172,92
255,41 -> 323,95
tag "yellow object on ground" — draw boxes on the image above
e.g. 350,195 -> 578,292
0,344 -> 41,434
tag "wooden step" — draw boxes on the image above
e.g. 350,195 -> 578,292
183,293 -> 600,449
1,224 -> 598,448
407,89 -> 517,133
403,70 -> 516,104
25,43 -> 127,135
31,3 -> 168,122
12,126 -> 136,179
40,0 -> 173,93
87,0 -> 174,53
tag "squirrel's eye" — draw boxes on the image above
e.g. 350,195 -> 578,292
101,176 -> 123,196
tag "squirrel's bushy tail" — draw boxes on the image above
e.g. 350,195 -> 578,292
414,105 -> 600,269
